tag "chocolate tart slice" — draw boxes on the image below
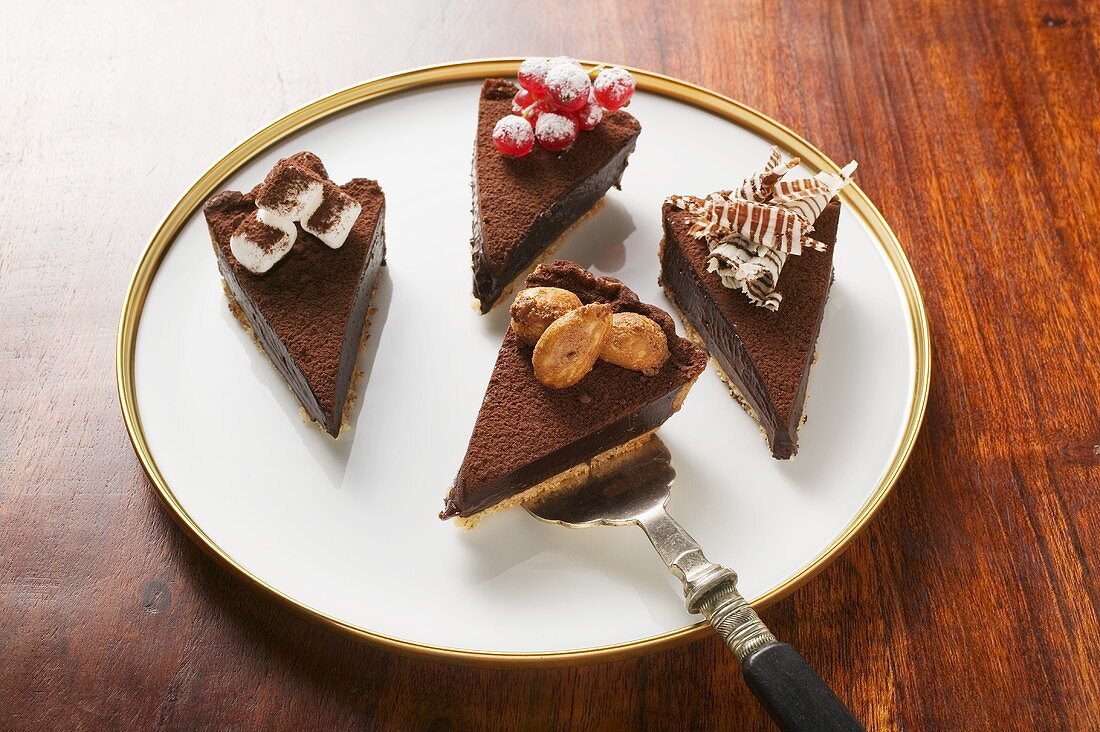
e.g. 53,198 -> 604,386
471,79 -> 642,313
659,198 -> 841,459
203,152 -> 386,437
441,261 -> 706,525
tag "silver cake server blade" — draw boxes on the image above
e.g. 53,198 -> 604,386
525,435 -> 864,732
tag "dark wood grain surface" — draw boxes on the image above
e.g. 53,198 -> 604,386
2,1 -> 1097,729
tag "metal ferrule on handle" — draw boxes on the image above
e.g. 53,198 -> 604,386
696,582 -> 777,661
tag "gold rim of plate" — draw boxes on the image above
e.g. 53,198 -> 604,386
115,59 -> 932,668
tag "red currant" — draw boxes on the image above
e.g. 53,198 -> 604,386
535,112 -> 579,152
512,88 -> 536,115
593,67 -> 636,111
517,57 -> 552,96
493,115 -> 535,157
544,62 -> 592,113
576,90 -> 604,130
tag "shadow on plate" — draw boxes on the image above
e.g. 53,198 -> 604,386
223,264 -> 394,489
479,196 -> 637,338
307,265 -> 395,487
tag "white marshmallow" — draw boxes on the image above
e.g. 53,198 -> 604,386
301,181 -> 362,249
229,209 -> 296,274
254,161 -> 324,221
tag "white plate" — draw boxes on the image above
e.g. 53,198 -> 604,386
118,61 -> 929,665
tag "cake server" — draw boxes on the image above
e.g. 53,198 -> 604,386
525,436 -> 864,732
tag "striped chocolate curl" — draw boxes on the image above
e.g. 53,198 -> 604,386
673,195 -> 820,255
731,146 -> 800,202
772,160 -> 858,223
721,200 -> 820,255
707,240 -> 786,310
665,153 -> 856,310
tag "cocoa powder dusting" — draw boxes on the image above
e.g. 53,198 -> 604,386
237,212 -> 285,253
255,159 -> 320,212
304,180 -> 350,233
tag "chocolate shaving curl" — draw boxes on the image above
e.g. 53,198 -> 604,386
666,148 -> 856,310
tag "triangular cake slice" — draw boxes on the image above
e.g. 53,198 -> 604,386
471,79 -> 642,313
659,180 -> 843,459
441,261 -> 707,525
203,152 -> 386,437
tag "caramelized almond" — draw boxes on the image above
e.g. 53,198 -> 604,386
532,304 -> 613,388
600,312 -> 669,376
509,287 -> 583,345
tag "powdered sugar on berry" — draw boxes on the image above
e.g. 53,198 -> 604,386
593,66 -> 636,110
594,66 -> 633,92
535,112 -> 578,150
517,57 -> 553,95
545,62 -> 592,111
577,90 -> 604,130
548,56 -> 580,68
492,115 -> 535,156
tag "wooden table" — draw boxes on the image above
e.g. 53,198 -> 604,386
2,1 -> 1097,728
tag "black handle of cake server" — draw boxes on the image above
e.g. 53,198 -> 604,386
695,583 -> 864,732
741,641 -> 864,732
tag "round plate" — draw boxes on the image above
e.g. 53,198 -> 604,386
117,60 -> 930,666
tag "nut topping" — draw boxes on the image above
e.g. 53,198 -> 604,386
510,287 -> 583,345
532,303 -> 612,389
600,312 -> 670,376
